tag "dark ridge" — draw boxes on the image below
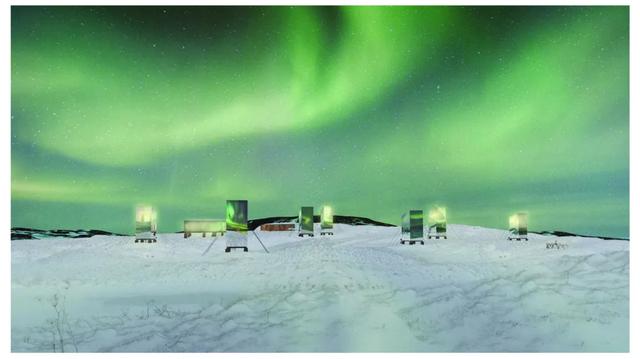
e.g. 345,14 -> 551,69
11,233 -> 33,240
88,229 -> 121,236
11,228 -> 127,241
533,230 -> 629,241
11,227 -> 47,233
333,215 -> 396,228
247,215 -> 396,230
247,216 -> 297,230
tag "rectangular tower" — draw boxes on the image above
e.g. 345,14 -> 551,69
298,206 -> 314,237
225,200 -> 249,252
320,205 -> 334,235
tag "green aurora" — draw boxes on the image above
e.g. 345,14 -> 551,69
11,6 -> 629,237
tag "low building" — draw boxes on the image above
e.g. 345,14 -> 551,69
184,219 -> 226,238
260,223 -> 295,231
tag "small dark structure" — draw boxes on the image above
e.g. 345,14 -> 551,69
546,240 -> 568,249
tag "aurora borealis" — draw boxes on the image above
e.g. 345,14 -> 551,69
11,6 -> 629,237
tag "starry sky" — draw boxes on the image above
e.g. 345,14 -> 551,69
11,6 -> 629,237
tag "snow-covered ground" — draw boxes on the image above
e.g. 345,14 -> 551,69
11,224 -> 629,352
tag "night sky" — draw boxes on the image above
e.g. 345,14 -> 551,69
11,6 -> 629,237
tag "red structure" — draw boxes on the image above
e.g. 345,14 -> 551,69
260,223 -> 295,231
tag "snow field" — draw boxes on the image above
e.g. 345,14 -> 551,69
11,224 -> 628,352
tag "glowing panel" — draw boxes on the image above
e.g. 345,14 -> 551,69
406,210 -> 423,239
135,205 -> 154,233
299,206 -> 314,232
226,200 -> 248,232
321,206 -> 333,229
509,212 -> 528,235
429,206 -> 447,233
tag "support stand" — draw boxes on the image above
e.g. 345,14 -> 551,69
400,239 -> 425,245
508,235 -> 528,241
135,238 -> 157,243
185,231 -> 225,239
252,231 -> 270,254
201,236 -> 219,256
427,233 -> 447,239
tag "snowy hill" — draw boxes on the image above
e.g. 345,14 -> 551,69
11,224 -> 628,352
532,230 -> 628,241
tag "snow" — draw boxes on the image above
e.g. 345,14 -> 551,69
11,224 -> 628,352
